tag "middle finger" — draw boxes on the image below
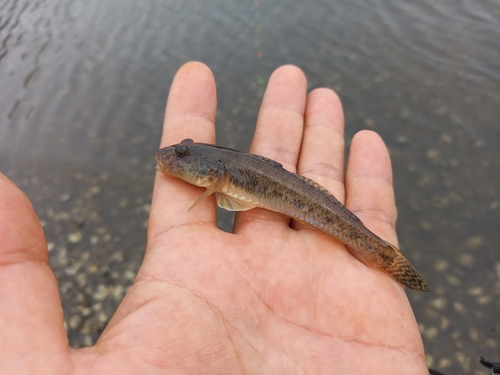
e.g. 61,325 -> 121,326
233,65 -> 307,233
297,88 -> 346,204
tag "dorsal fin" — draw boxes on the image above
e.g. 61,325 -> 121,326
294,173 -> 363,224
249,154 -> 283,168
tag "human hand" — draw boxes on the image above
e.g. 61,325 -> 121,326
0,62 -> 427,374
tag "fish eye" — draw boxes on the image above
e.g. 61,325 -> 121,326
175,145 -> 189,157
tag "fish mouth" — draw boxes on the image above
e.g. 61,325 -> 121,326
154,146 -> 175,173
154,153 -> 165,172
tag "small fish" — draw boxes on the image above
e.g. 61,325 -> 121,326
155,138 -> 429,292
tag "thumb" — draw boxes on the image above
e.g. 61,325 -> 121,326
0,173 -> 70,372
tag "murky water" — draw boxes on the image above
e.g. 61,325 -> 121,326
1,0 -> 499,373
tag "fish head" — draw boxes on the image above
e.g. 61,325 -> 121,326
155,139 -> 222,188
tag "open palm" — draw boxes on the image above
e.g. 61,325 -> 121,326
0,62 -> 427,374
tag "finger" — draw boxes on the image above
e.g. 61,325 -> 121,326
345,130 -> 398,246
161,62 -> 217,147
0,173 -> 69,370
233,65 -> 307,232
297,88 -> 345,202
149,62 -> 217,244
248,65 -> 307,171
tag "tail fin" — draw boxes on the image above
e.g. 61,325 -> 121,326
387,246 -> 430,292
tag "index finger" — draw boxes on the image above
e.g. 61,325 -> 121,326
148,62 -> 218,244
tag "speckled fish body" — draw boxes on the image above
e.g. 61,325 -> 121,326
155,139 -> 429,292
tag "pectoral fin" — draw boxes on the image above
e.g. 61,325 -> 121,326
216,193 -> 257,211
188,184 -> 219,211
188,163 -> 225,212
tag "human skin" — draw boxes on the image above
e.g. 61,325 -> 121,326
0,62 -> 428,374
